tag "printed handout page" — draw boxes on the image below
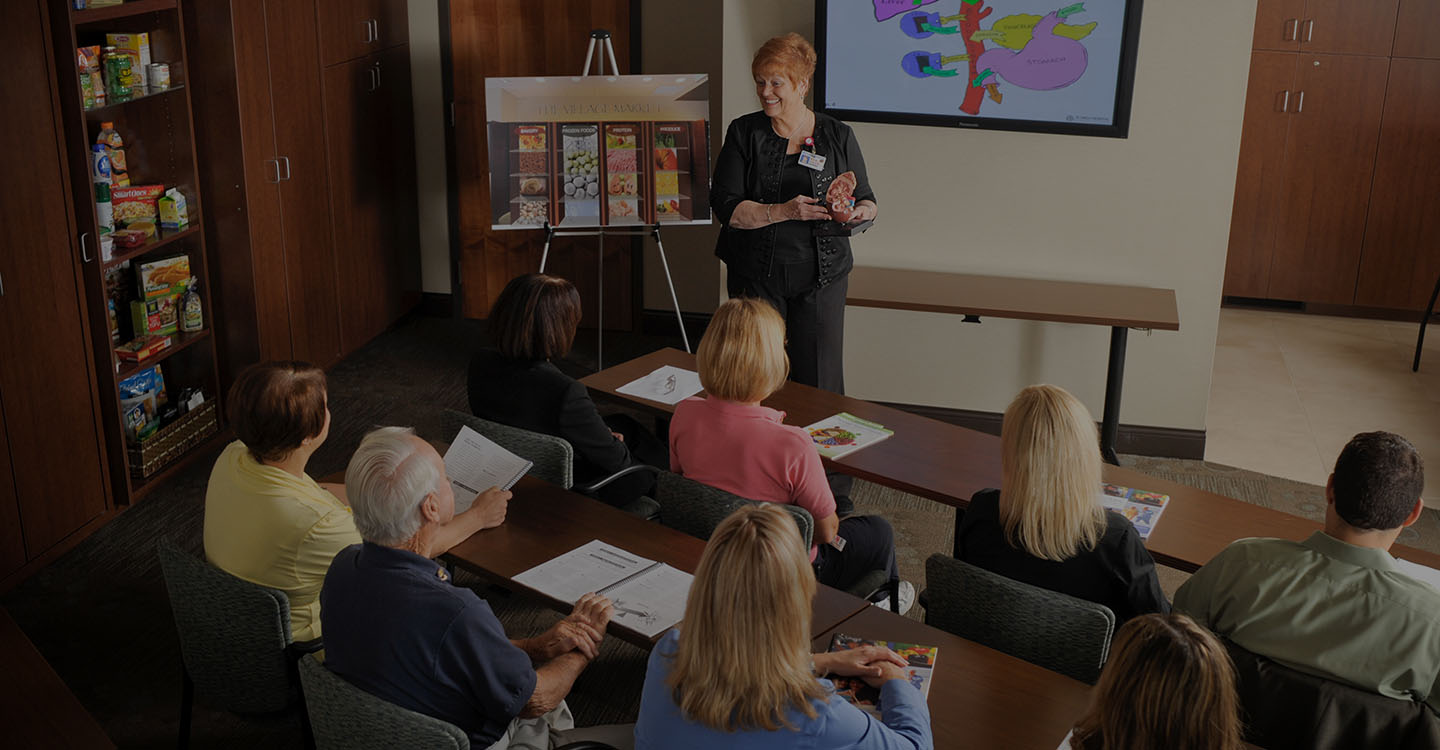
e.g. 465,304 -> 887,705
803,412 -> 894,460
615,365 -> 703,405
443,425 -> 533,511
1098,483 -> 1169,541
1394,557 -> 1440,590
513,540 -> 657,604
606,563 -> 692,638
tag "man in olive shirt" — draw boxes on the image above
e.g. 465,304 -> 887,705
1175,431 -> 1440,712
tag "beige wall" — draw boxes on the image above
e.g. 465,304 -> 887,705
408,0 -> 450,294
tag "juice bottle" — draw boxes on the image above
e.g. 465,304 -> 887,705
97,121 -> 129,187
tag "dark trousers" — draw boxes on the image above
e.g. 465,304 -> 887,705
590,414 -> 668,507
728,265 -> 855,515
814,515 -> 898,593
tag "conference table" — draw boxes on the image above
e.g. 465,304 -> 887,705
582,348 -> 1440,573
1,607 -> 114,749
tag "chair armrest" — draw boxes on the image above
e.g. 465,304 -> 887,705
574,463 -> 661,494
286,638 -> 325,660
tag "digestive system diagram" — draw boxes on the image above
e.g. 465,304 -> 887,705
876,0 -> 1097,115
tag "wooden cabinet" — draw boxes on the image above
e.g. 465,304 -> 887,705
1223,52 -> 1297,297
316,0 -> 408,67
1394,0 -> 1440,59
1354,58 -> 1440,310
1,0 -> 114,587
189,0 -> 418,383
1252,0 -> 1400,55
1265,54 -> 1389,304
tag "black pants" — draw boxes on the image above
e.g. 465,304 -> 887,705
588,414 -> 668,507
728,265 -> 855,516
813,515 -> 898,593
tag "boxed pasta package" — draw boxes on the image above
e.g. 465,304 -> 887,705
112,184 -> 164,228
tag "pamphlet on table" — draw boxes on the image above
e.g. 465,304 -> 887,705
1098,483 -> 1169,540
512,540 -> 692,638
615,365 -> 703,405
803,412 -> 893,459
824,633 -> 938,718
1395,557 -> 1440,590
443,425 -> 533,511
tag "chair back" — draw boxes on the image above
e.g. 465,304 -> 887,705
923,554 -> 1114,683
297,654 -> 470,750
442,409 -> 572,488
156,537 -> 296,713
654,471 -> 814,549
1224,640 -> 1440,750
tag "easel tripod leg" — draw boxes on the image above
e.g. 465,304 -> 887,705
1101,327 -> 1128,466
653,226 -> 691,353
1414,273 -> 1440,372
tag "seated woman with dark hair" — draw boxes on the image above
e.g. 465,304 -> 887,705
205,361 -> 507,642
955,384 -> 1168,623
468,273 -> 667,507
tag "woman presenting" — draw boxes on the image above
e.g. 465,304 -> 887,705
711,32 -> 877,396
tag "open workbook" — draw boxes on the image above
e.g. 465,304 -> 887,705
442,425 -> 532,512
512,540 -> 693,638
1098,482 -> 1169,540
824,634 -> 938,718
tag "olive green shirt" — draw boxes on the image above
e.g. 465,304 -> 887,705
1175,531 -> 1440,712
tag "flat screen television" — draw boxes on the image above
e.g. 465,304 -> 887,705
815,0 -> 1144,138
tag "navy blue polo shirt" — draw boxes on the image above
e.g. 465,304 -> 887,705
320,542 -> 537,746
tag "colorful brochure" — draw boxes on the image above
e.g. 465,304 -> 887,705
825,634 -> 938,718
803,412 -> 893,459
1098,483 -> 1170,540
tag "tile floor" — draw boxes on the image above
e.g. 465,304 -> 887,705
1205,307 -> 1440,506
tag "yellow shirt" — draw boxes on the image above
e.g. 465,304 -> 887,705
203,441 -> 361,642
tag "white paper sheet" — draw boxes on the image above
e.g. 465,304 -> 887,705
615,365 -> 703,406
1394,557 -> 1440,590
443,425 -> 533,511
606,563 -> 692,638
513,540 -> 656,603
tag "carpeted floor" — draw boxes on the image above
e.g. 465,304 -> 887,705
5,313 -> 1436,749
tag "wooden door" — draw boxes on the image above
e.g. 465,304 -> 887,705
373,0 -> 410,52
267,0 -> 343,368
1253,0 -> 1304,51
0,395 -> 23,580
1299,0 -> 1400,56
1224,52 -> 1298,298
0,0 -> 110,556
379,44 -> 422,319
324,54 -> 390,354
315,0 -> 380,67
450,0 -> 635,326
1267,54 -> 1390,304
1355,58 -> 1440,311
1394,0 -> 1440,59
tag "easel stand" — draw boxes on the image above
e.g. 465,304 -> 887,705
537,30 -> 692,370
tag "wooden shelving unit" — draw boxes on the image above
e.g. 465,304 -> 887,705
49,0 -> 223,505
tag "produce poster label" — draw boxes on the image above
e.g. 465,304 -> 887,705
485,75 -> 712,229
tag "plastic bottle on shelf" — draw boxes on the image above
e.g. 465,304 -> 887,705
92,144 -> 113,234
96,121 -> 129,187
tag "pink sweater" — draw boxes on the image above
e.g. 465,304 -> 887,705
669,397 -> 836,561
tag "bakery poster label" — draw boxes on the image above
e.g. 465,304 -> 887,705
485,75 -> 712,229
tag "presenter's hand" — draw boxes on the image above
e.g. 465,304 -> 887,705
861,660 -> 911,689
468,486 -> 511,529
783,194 -> 830,222
813,645 -> 908,678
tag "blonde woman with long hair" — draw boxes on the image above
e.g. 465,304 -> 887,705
669,298 -> 913,612
634,504 -> 933,749
1062,613 -> 1245,750
953,384 -> 1168,621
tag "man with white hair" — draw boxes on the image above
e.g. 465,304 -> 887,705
321,427 -> 630,749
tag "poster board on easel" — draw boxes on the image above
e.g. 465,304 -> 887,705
485,74 -> 712,230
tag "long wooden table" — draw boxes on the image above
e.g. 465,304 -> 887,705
582,348 -> 1440,573
846,266 -> 1181,465
813,605 -> 1091,750
443,475 -> 873,649
1,607 -> 114,749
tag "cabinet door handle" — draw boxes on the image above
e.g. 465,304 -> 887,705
1305,19 -> 1314,42
1285,18 -> 1298,41
361,19 -> 373,43
278,156 -> 291,181
1296,90 -> 1305,113
374,62 -> 382,89
266,158 -> 281,183
0,270 -> 5,296
366,67 -> 378,92
80,232 -> 93,263
1281,90 -> 1290,112
370,19 -> 379,42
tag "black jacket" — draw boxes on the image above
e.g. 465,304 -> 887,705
955,489 -> 1170,623
711,110 -> 876,286
466,350 -> 633,489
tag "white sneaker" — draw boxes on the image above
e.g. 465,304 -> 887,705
870,580 -> 915,616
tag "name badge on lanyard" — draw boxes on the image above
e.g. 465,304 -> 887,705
798,137 -> 826,171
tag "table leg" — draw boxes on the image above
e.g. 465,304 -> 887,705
1101,326 -> 1128,466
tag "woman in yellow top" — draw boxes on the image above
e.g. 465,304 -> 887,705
204,361 -> 509,642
